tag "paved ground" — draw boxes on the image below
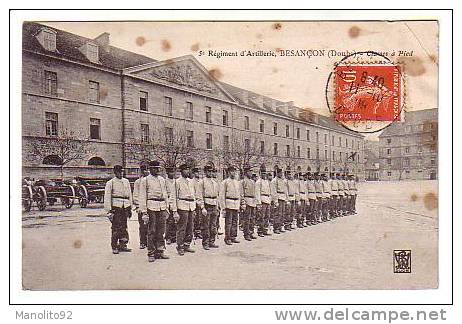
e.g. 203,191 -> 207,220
22,180 -> 438,290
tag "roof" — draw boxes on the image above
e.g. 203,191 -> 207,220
379,109 -> 438,137
23,21 -> 156,70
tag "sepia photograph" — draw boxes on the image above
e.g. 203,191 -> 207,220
18,18 -> 439,291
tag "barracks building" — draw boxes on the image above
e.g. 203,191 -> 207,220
22,22 -> 366,180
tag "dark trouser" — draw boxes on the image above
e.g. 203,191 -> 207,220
137,211 -> 148,246
224,209 -> 239,240
339,195 -> 345,213
330,195 -> 338,217
285,201 -> 295,226
274,200 -> 286,230
308,199 -> 316,222
147,209 -> 167,257
177,210 -> 194,249
165,212 -> 177,243
194,207 -> 202,237
352,195 -> 357,212
257,203 -> 270,234
296,201 -> 305,225
202,204 -> 218,246
242,206 -> 256,236
111,207 -> 130,250
321,198 -> 330,220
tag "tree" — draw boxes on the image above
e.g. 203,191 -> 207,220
27,128 -> 94,178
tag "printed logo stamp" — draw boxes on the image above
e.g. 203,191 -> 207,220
393,250 -> 412,273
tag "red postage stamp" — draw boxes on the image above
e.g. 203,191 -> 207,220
334,65 -> 401,122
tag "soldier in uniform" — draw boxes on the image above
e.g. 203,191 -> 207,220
342,174 -> 350,216
313,172 -> 324,223
171,163 -> 198,256
285,169 -> 297,230
190,167 -> 203,239
349,175 -> 358,214
266,171 -> 275,229
139,161 -> 169,262
255,166 -> 272,236
132,162 -> 149,249
199,165 -> 220,249
271,167 -> 288,234
219,166 -> 242,245
321,173 -> 332,221
164,166 -> 177,245
306,172 -> 317,225
104,165 -> 133,254
294,172 -> 306,228
329,173 -> 339,218
241,165 -> 257,241
213,167 -> 224,236
336,173 -> 345,216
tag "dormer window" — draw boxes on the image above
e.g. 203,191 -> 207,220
36,28 -> 57,52
86,43 -> 99,63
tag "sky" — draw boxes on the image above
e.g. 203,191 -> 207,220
45,21 -> 438,121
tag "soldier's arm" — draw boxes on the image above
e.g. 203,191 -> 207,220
170,179 -> 178,212
127,179 -> 133,206
103,180 -> 112,212
139,177 -> 148,213
219,179 -> 227,209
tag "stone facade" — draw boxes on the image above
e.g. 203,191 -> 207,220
22,22 -> 366,180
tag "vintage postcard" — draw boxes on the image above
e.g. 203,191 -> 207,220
19,18 -> 439,291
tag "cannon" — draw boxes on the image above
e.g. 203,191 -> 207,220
74,177 -> 110,208
33,179 -> 78,209
22,178 -> 47,212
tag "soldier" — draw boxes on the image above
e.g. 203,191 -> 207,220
219,166 -> 242,245
241,165 -> 257,241
321,173 -> 331,221
294,172 -> 306,228
301,172 -> 310,226
330,172 -> 339,218
190,167 -> 204,239
171,163 -> 199,256
349,175 -> 358,214
314,172 -> 324,223
213,167 -> 224,236
139,160 -> 170,262
132,162 -> 150,249
266,171 -> 275,229
165,166 -> 177,245
336,173 -> 345,216
255,166 -> 272,236
306,172 -> 317,225
270,166 -> 288,234
199,164 -> 220,249
104,165 -> 133,254
342,174 -> 350,216
285,169 -> 297,230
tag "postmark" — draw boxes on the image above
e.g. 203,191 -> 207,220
325,51 -> 405,133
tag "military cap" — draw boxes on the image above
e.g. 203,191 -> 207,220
139,163 -> 149,171
336,173 -> 341,176
192,167 -> 200,173
243,164 -> 252,171
149,160 -> 161,168
275,166 -> 283,173
179,163 -> 190,171
227,165 -> 236,172
204,165 -> 213,172
113,165 -> 123,172
165,166 -> 175,173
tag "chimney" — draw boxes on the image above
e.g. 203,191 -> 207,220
94,32 -> 110,52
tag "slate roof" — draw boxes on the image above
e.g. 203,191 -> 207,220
379,109 -> 438,137
23,21 -> 156,70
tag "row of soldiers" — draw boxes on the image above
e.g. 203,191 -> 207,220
104,162 -> 358,263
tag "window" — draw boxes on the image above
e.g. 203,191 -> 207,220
316,148 -> 320,159
222,110 -> 228,126
141,124 -> 150,143
405,125 -> 412,133
244,116 -> 250,130
89,118 -> 101,140
340,152 -> 343,161
346,138 -> 348,147
405,147 -> 410,154
324,149 -> 328,160
260,141 -> 265,154
87,43 -> 99,62
307,148 -> 311,159
244,138 -> 250,151
431,159 -> 436,166
387,138 -> 392,144
339,137 -> 342,147
306,129 -> 310,141
273,122 -> 278,135
404,157 -> 410,167
89,81 -> 100,103
44,70 -> 57,96
286,125 -> 290,137
273,143 -> 278,156
206,133 -> 213,149
259,119 -> 265,133
42,155 -> 62,166
316,131 -> 319,143
186,102 -> 194,120
164,97 -> 173,116
324,134 -> 328,144
42,29 -> 56,51
88,156 -> 105,166
165,127 -> 173,144
296,127 -> 300,139
387,171 -> 392,177
139,91 -> 148,111
185,130 -> 194,147
332,151 -> 336,161
418,145 -> 423,153
286,145 -> 290,157
332,135 -> 335,145
45,112 -> 58,136
387,158 -> 391,165
297,146 -> 301,158
223,135 -> 229,151
387,148 -> 391,155
205,106 -> 212,123
352,139 -> 355,148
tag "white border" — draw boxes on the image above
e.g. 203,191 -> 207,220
8,9 -> 453,306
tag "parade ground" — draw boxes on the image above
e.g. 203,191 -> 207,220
21,181 -> 438,290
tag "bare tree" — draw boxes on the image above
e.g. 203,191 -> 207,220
27,128 -> 94,178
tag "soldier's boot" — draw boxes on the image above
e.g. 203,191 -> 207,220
224,239 -> 233,245
157,251 -> 170,259
250,233 -> 258,239
231,238 -> 240,243
203,244 -> 210,250
148,255 -> 156,262
112,249 -> 119,254
177,247 -> 185,256
209,242 -> 219,248
184,246 -> 195,253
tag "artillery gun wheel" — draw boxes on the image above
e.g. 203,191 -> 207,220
62,197 -> 74,209
22,186 -> 33,212
77,185 -> 88,208
36,186 -> 47,211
